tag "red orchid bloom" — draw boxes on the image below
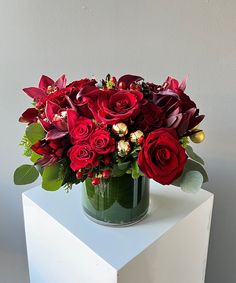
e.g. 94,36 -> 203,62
153,76 -> 204,137
39,100 -> 69,140
31,139 -> 66,167
22,74 -> 67,102
19,108 -> 39,124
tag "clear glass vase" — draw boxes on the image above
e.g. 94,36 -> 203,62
82,174 -> 150,226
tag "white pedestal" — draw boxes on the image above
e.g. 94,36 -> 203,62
23,181 -> 213,283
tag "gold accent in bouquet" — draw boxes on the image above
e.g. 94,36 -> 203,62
117,140 -> 131,157
112,123 -> 128,137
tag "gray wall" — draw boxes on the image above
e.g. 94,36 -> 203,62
0,0 -> 235,282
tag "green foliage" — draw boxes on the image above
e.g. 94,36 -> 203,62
19,135 -> 32,157
14,164 -> 39,185
25,123 -> 45,144
180,136 -> 190,149
112,161 -> 131,177
42,163 -> 64,191
30,152 -> 42,163
184,159 -> 208,182
172,159 -> 208,190
130,146 -> 141,158
185,145 -> 205,165
131,160 -> 140,179
106,80 -> 115,89
117,161 -> 131,171
181,170 -> 203,193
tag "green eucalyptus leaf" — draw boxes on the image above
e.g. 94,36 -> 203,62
186,145 -> 205,165
181,170 -> 203,193
184,159 -> 208,182
42,163 -> 64,191
25,123 -> 45,144
131,161 -> 140,179
172,158 -> 208,187
35,164 -> 44,176
14,164 -> 39,185
171,175 -> 182,187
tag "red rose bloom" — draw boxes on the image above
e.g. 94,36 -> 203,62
67,110 -> 94,144
138,128 -> 187,185
90,129 -> 116,154
88,89 -> 143,124
68,143 -> 99,171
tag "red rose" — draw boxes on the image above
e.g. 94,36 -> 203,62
137,102 -> 164,133
88,89 -> 143,124
90,129 -> 116,154
138,128 -> 187,185
68,143 -> 99,171
67,110 -> 94,144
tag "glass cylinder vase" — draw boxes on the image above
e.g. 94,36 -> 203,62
82,174 -> 150,226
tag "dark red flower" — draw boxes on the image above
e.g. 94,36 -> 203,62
68,143 -> 99,171
138,128 -> 187,185
67,110 -> 94,144
153,77 -> 204,137
117,74 -> 143,87
31,139 -> 66,167
90,129 -> 115,154
38,101 -> 69,140
137,102 -> 164,133
22,74 -> 67,102
19,108 -> 38,124
88,89 -> 144,124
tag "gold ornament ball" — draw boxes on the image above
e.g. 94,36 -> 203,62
190,130 -> 205,143
130,130 -> 144,144
112,123 -> 128,137
117,140 -> 131,157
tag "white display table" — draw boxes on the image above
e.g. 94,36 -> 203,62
23,181 -> 213,283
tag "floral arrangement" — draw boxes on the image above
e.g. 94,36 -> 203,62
14,74 -> 208,193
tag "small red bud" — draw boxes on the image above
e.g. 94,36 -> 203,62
110,76 -> 117,84
129,83 -> 136,90
76,171 -> 83,179
92,177 -> 100,186
118,81 -> 126,89
102,169 -> 111,179
87,171 -> 94,178
136,85 -> 141,91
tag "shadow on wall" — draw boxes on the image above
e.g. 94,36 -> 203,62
205,157 -> 236,283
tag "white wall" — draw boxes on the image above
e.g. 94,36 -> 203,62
0,0 -> 235,282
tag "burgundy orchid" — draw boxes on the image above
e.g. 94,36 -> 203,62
19,108 -> 38,124
39,100 -> 69,140
22,74 -> 67,102
117,74 -> 143,87
153,77 -> 204,137
31,139 -> 66,167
